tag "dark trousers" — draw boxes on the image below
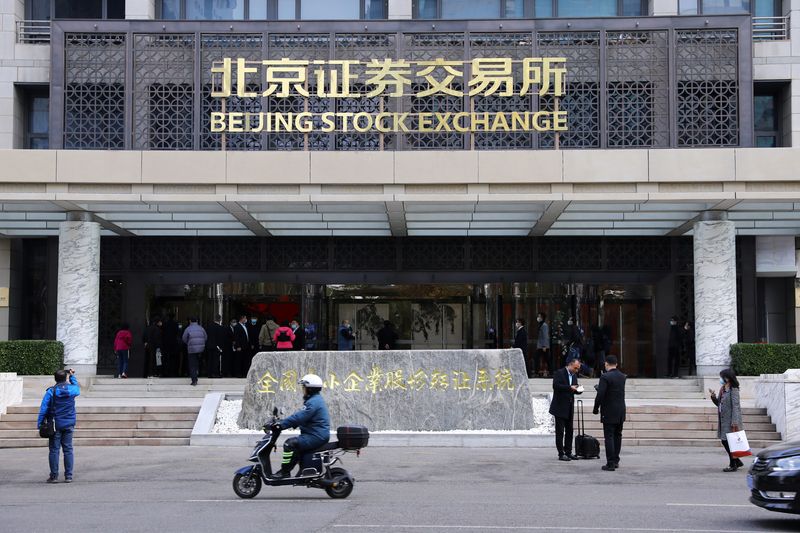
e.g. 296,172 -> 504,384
721,439 -> 742,467
208,348 -> 223,377
144,347 -> 162,377
554,415 -> 574,456
603,422 -> 623,465
534,349 -> 550,375
222,350 -> 234,377
668,346 -> 680,377
188,352 -> 201,384
115,349 -> 129,377
522,348 -> 534,377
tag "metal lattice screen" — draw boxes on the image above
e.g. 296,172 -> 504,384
59,22 -> 746,151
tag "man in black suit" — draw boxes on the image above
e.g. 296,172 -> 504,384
549,357 -> 582,461
206,314 -> 231,378
513,318 -> 531,378
593,355 -> 627,471
233,315 -> 250,378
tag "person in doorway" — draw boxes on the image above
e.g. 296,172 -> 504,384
182,318 -> 207,386
259,316 -> 278,351
38,368 -> 80,483
549,357 -> 582,461
291,318 -> 306,351
513,318 -> 531,378
233,315 -> 251,377
142,317 -> 163,378
225,318 -> 239,377
535,313 -> 550,377
683,321 -> 696,376
709,369 -> 745,472
113,322 -> 132,379
377,320 -> 399,350
270,374 -> 330,479
593,355 -> 627,471
273,321 -> 296,351
161,313 -> 181,378
338,319 -> 355,351
563,317 -> 582,364
668,315 -> 682,378
206,314 -> 229,378
247,316 -> 260,368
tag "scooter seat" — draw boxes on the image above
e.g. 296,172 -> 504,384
312,441 -> 340,452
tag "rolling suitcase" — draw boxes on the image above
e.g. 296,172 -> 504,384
574,399 -> 601,459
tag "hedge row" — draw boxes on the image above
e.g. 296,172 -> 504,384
730,343 -> 800,376
0,340 -> 64,375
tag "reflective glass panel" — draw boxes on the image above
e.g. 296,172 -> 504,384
621,0 -> 643,15
160,0 -> 181,18
300,0 -> 359,19
186,0 -> 245,19
107,0 -> 125,18
29,137 -> 49,149
756,136 -> 777,147
679,0 -> 699,14
30,0 -> 51,20
278,0 -> 295,19
702,0 -> 750,14
535,0 -> 553,17
249,0 -> 268,18
504,0 -> 525,18
30,97 -> 49,134
753,0 -> 778,16
557,0 -> 616,17
55,0 -> 102,18
442,0 -> 500,18
417,0 -> 438,18
365,0 -> 386,18
754,95 -> 777,130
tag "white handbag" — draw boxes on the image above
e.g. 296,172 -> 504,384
726,430 -> 752,458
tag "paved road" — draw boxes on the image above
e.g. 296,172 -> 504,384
0,445 -> 797,533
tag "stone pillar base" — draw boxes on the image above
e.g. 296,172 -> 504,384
67,364 -> 97,378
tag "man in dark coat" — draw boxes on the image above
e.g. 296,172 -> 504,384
513,318 -> 530,377
206,314 -> 231,378
592,355 -> 627,471
142,317 -> 163,378
161,314 -> 181,377
376,320 -> 398,350
233,315 -> 250,378
291,318 -> 306,351
549,357 -> 582,461
668,315 -> 682,377
246,316 -> 260,365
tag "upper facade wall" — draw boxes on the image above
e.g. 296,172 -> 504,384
49,16 -> 754,151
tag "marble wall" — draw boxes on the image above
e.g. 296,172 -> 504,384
56,221 -> 100,374
0,372 -> 22,415
693,220 -> 738,376
755,370 -> 800,441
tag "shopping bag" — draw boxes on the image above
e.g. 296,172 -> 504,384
155,348 -> 163,367
726,430 -> 752,458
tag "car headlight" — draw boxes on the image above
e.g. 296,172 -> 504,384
773,456 -> 800,471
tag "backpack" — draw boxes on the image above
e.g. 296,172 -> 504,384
276,329 -> 291,343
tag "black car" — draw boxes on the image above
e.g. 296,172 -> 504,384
748,439 -> 800,514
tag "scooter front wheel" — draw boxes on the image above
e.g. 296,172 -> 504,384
324,467 -> 354,499
233,471 -> 262,499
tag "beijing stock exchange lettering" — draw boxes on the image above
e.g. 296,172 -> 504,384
209,57 -> 568,134
256,367 -> 515,395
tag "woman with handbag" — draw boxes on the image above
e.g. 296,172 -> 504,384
709,368 -> 745,472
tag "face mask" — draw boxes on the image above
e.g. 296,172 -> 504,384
291,323 -> 298,330
719,377 -> 726,385
670,321 -> 676,326
537,317 -> 542,323
250,319 -> 257,325
568,321 -> 573,326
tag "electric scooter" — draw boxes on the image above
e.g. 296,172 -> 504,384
232,408 -> 369,499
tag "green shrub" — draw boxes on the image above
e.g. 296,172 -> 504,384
730,343 -> 800,376
0,340 -> 64,375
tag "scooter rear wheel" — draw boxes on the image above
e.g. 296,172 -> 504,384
324,467 -> 354,499
233,471 -> 262,499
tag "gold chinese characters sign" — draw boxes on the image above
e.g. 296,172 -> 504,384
237,350 -> 536,431
210,57 -> 568,134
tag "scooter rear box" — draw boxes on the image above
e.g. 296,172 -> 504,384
337,425 -> 369,449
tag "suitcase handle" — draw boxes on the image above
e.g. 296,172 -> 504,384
576,399 -> 585,434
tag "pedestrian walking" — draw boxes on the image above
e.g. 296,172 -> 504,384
683,321 -> 695,376
142,316 -> 163,378
233,315 -> 250,377
259,316 -> 278,351
592,355 -> 627,471
37,369 -> 80,483
549,357 -> 582,461
182,318 -> 207,386
535,312 -> 550,377
337,319 -> 355,351
113,322 -> 132,379
206,315 -> 229,378
273,321 -> 296,351
709,369 -> 745,472
291,318 -> 306,350
377,320 -> 398,350
668,315 -> 682,377
513,318 -> 531,377
161,313 -> 181,377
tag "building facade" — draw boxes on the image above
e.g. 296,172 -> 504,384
1,0 -> 799,377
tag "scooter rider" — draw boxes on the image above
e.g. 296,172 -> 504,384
271,374 -> 330,479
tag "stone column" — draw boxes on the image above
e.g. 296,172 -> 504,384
693,212 -> 737,377
56,213 -> 100,376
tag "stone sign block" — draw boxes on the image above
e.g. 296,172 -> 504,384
238,349 -> 535,431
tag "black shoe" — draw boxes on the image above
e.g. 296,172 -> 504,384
271,469 -> 291,479
723,465 -> 739,472
558,455 -> 571,462
567,454 -> 580,461
64,477 -> 73,483
46,475 -> 58,484
613,462 -> 620,468
735,458 -> 744,468
191,381 -> 197,386
602,464 -> 616,471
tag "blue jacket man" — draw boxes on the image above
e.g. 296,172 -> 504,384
37,369 -> 80,483
272,373 -> 330,479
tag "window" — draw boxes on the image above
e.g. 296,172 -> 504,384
415,0 -> 645,18
158,0 -> 386,19
21,86 -> 49,149
52,0 -> 125,18
754,93 -> 779,147
679,0 -> 750,14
